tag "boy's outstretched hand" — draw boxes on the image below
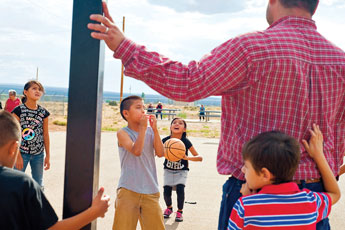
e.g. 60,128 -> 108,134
91,187 -> 110,218
302,124 -> 324,159
148,115 -> 157,130
88,1 -> 125,52
302,124 -> 341,205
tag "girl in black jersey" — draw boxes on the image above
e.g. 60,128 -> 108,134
12,80 -> 50,188
162,118 -> 203,222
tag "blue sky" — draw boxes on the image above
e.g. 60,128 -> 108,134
1,0 -> 345,94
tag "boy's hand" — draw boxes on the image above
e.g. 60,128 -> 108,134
302,124 -> 324,159
148,115 -> 157,130
240,183 -> 257,196
139,114 -> 148,130
15,154 -> 23,170
91,187 -> 110,218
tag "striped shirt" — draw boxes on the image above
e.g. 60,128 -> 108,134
114,16 -> 345,180
228,183 -> 331,230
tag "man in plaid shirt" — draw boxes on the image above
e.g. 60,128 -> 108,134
89,0 -> 345,229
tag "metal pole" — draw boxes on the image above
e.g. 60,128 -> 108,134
63,1 -> 104,229
119,16 -> 125,102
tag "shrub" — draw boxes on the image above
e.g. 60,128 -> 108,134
53,120 -> 67,126
109,101 -> 118,106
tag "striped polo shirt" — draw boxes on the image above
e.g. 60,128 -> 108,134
228,182 -> 331,230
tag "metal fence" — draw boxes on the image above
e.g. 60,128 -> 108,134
0,94 -> 67,116
1,93 -> 221,116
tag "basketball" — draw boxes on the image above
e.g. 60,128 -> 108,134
164,138 -> 186,162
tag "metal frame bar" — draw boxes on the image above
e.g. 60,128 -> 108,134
63,1 -> 104,229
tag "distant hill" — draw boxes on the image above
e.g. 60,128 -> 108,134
0,84 -> 221,106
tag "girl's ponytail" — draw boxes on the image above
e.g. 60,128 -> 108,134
21,95 -> 27,103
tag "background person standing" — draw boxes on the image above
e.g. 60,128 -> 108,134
155,102 -> 163,120
199,105 -> 205,121
4,90 -> 21,113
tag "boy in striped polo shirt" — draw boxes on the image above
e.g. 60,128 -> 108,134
228,124 -> 340,230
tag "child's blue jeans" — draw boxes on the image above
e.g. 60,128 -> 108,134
218,176 -> 330,230
18,152 -> 45,187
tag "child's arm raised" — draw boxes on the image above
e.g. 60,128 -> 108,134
302,124 -> 341,205
117,115 -> 147,156
149,115 -> 164,157
183,146 -> 203,162
339,164 -> 345,176
49,187 -> 110,230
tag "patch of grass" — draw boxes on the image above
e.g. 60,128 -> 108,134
162,127 -> 168,131
203,125 -> 210,129
187,129 -> 199,133
53,120 -> 67,126
177,113 -> 187,119
201,129 -> 211,134
102,127 -> 119,132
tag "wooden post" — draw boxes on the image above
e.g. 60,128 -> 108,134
119,16 -> 125,102
36,67 -> 39,81
63,0 -> 104,229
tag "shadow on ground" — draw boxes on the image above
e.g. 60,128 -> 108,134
164,219 -> 180,230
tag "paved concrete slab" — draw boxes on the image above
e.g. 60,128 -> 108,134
41,132 -> 345,229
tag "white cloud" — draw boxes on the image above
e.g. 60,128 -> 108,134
321,0 -> 345,6
147,0 -> 246,14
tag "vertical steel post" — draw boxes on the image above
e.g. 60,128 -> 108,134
63,0 -> 104,229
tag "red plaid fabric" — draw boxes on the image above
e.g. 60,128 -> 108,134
114,16 -> 345,180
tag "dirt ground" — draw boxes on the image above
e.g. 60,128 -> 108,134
48,102 -> 222,138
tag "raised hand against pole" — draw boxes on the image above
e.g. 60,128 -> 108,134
88,1 -> 125,51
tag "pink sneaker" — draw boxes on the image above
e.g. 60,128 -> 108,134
164,208 -> 173,218
175,211 -> 183,222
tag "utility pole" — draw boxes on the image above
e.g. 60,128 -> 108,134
119,16 -> 125,102
36,67 -> 39,81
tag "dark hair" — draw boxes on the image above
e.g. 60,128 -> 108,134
242,131 -> 300,184
22,80 -> 45,103
279,0 -> 319,15
120,95 -> 143,121
0,110 -> 21,148
170,118 -> 187,139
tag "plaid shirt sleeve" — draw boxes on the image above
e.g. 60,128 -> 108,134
114,37 -> 249,102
